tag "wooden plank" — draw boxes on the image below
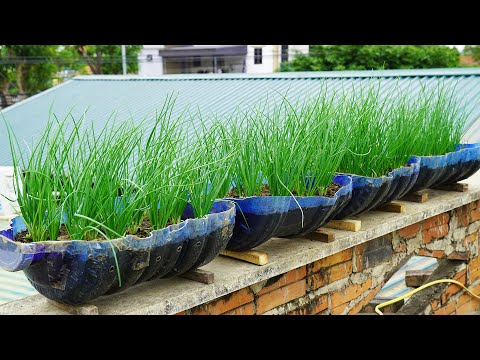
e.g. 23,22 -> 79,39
375,201 -> 406,213
431,182 -> 468,192
179,269 -> 214,284
405,269 -> 434,287
325,219 -> 361,232
0,215 -> 15,221
304,228 -> 336,243
400,190 -> 429,203
362,297 -> 405,314
221,249 -> 269,266
47,300 -> 98,315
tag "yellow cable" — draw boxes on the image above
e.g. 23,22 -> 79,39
375,279 -> 480,315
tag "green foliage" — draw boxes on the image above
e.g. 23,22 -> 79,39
338,80 -> 468,177
464,45 -> 480,62
74,45 -> 143,74
0,45 -> 58,94
280,45 -> 459,72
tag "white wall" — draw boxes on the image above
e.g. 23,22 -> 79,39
246,45 -> 310,73
139,45 -> 310,75
138,45 -> 164,76
246,45 -> 278,73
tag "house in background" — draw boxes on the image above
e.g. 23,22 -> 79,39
138,45 -> 309,75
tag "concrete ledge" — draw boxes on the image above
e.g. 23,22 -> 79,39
1,182 -> 480,315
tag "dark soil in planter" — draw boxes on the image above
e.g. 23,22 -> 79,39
226,184 -> 272,198
226,182 -> 341,198
14,230 -> 31,243
128,217 -> 154,238
323,182 -> 341,198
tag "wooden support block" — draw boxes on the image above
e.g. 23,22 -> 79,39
400,190 -> 429,203
325,219 -> 361,232
221,249 -> 269,266
362,297 -> 405,314
180,269 -> 214,284
47,300 -> 98,315
405,269 -> 434,287
304,228 -> 336,243
431,182 -> 468,192
0,215 -> 15,221
375,201 -> 406,213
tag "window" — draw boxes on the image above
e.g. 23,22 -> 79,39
254,48 -> 262,64
281,45 -> 289,62
217,55 -> 224,67
193,56 -> 201,67
146,54 -> 153,62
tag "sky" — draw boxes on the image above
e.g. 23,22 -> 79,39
448,45 -> 465,52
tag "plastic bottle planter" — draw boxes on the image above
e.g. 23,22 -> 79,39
223,195 -> 291,252
334,158 -> 421,219
0,200 -> 235,305
378,156 -> 420,205
408,143 -> 480,193
274,175 -> 352,238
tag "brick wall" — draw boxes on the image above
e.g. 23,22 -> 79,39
178,200 -> 480,315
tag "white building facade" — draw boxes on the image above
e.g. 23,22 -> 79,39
138,45 -> 309,75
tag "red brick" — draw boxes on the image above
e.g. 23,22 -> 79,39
399,223 -> 421,239
465,233 -> 478,246
223,302 -> 255,315
257,266 -> 306,296
331,303 -> 348,315
469,256 -> 480,271
471,209 -> 480,223
347,284 -> 383,315
432,250 -> 445,258
453,269 -> 467,284
456,206 -> 470,227
330,278 -> 373,307
458,292 -> 472,307
285,294 -> 328,315
354,244 -> 366,272
431,299 -> 440,311
395,243 -> 407,254
310,248 -> 353,274
433,301 -> 457,315
456,300 -> 479,315
422,224 -> 448,243
191,287 -> 254,315
468,257 -> 480,283
469,282 -> 480,294
307,272 -> 327,290
441,283 -> 464,305
307,261 -> 353,291
417,248 -> 432,257
256,280 -> 307,314
423,214 -> 450,230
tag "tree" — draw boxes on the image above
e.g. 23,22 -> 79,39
5,45 -> 58,94
0,46 -> 15,96
463,45 -> 480,62
74,45 -> 142,74
280,45 -> 460,72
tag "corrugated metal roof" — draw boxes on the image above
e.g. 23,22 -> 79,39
375,256 -> 438,301
2,68 -> 480,166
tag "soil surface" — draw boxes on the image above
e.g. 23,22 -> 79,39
14,230 -> 32,243
128,217 -> 154,238
226,182 -> 341,198
324,182 -> 341,198
226,184 -> 272,198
